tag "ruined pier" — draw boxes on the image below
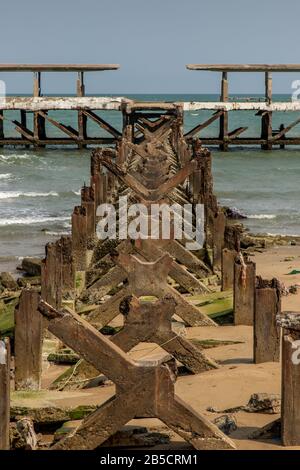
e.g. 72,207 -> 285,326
1,63 -> 300,149
186,64 -> 300,150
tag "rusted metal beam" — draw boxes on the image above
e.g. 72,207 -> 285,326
184,111 -> 223,138
82,110 -> 122,138
39,111 -> 79,140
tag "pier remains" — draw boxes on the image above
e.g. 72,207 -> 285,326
0,64 -> 300,149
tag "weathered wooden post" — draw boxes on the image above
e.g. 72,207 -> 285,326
221,248 -> 237,291
277,312 -> 300,446
60,235 -> 75,294
121,104 -> 134,162
72,206 -> 88,291
41,241 -> 62,308
219,71 -> 228,151
81,185 -> 96,242
0,338 -> 10,449
77,71 -> 87,148
254,277 -> 281,363
91,150 -> 101,207
212,210 -> 225,271
15,289 -> 43,390
234,256 -> 256,325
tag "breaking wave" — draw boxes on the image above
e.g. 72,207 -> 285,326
247,214 -> 276,220
0,153 -> 32,163
0,216 -> 70,226
0,173 -> 12,180
0,191 -> 59,199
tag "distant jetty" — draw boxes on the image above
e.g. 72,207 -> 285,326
0,64 -> 299,149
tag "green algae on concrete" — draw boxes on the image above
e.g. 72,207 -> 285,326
0,296 -> 19,338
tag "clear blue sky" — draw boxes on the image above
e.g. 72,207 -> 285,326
1,0 -> 300,94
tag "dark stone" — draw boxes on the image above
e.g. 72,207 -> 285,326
19,258 -> 42,276
0,272 -> 18,290
223,206 -> 247,220
213,414 -> 237,435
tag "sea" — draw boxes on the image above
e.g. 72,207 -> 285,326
1,93 -> 300,271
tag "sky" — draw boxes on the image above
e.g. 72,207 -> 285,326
1,0 -> 300,95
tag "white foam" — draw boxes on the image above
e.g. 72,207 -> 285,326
0,191 -> 59,199
0,153 -> 31,163
45,230 -> 70,236
0,173 -> 12,180
247,214 -> 276,220
0,215 -> 70,226
73,190 -> 81,196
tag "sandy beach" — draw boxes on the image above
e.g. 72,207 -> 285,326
8,243 -> 297,450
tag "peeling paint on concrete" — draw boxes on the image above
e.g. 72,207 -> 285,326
0,340 -> 7,365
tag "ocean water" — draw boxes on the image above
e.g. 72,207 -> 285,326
1,93 -> 300,270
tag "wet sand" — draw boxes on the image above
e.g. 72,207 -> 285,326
11,244 -> 300,450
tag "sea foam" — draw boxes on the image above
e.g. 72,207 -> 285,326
0,173 -> 12,180
0,215 -> 70,226
0,191 -> 59,199
247,214 -> 276,219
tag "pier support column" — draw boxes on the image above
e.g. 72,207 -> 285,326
0,338 -> 10,449
254,277 -> 281,363
33,71 -> 46,147
221,248 -> 237,291
15,289 -> 43,390
20,110 -> 29,148
261,72 -> 272,150
234,257 -> 256,325
77,71 -> 87,149
219,71 -> 228,151
277,312 -> 300,446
